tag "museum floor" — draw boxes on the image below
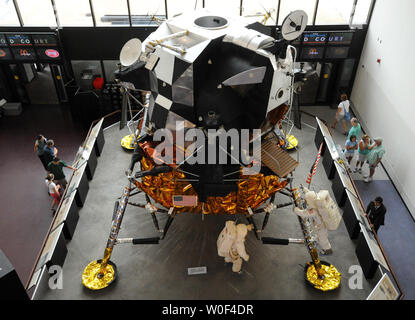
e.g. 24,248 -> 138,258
0,104 -> 86,286
35,107 -> 384,300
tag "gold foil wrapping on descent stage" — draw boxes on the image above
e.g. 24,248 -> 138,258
135,157 -> 287,214
82,260 -> 115,290
306,263 -> 341,291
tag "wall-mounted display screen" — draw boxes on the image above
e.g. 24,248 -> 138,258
328,32 -> 354,45
0,35 -> 8,47
11,47 -> 36,60
303,32 -> 327,45
325,46 -> 349,59
35,47 -> 61,60
7,34 -> 32,46
32,34 -> 58,46
0,48 -> 13,60
301,47 -> 325,60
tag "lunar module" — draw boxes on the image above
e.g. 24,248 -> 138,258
82,9 -> 341,292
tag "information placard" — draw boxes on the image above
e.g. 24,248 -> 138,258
367,273 -> 399,300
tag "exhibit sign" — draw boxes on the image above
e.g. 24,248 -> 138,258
0,32 -> 63,63
367,273 -> 400,300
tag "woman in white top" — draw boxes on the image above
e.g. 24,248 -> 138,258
45,173 -> 61,212
331,93 -> 350,136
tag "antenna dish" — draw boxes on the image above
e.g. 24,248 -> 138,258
120,38 -> 142,67
281,10 -> 308,41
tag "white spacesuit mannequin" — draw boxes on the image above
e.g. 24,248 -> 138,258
294,188 -> 341,255
217,221 -> 252,273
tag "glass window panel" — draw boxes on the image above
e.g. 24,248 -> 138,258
279,0 -> 316,25
242,0 -> 278,26
129,0 -> 166,26
0,0 -> 20,26
168,0 -> 202,19
204,0 -> 241,17
315,0 -> 354,25
55,0 -> 93,26
16,0 -> 56,27
352,0 -> 372,25
91,0 -> 129,26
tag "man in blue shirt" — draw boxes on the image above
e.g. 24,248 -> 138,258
43,139 -> 58,166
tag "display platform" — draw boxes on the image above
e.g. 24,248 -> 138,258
33,122 -> 380,300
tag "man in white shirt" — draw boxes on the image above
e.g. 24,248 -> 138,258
331,93 -> 350,135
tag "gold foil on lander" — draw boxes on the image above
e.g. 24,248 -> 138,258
135,157 -> 287,215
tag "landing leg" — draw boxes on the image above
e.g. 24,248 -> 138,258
82,186 -> 131,290
292,186 -> 341,291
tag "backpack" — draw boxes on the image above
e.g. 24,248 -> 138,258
315,190 -> 342,231
342,101 -> 351,120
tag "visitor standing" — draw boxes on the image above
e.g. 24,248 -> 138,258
364,137 -> 385,183
47,157 -> 76,191
34,134 -> 48,170
348,118 -> 361,140
344,135 -> 358,165
43,140 -> 58,166
45,173 -> 61,212
354,134 -> 371,174
365,196 -> 387,233
331,93 -> 351,135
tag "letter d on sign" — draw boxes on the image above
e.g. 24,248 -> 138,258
48,265 -> 63,290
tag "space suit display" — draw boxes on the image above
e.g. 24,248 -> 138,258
293,188 -> 341,254
217,221 -> 252,273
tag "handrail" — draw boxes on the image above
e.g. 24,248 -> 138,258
316,115 -> 404,299
24,109 -> 141,293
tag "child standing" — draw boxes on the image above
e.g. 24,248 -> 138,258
344,135 -> 358,165
354,134 -> 371,174
45,173 -> 61,213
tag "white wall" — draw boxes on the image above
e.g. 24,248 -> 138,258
351,0 -> 415,218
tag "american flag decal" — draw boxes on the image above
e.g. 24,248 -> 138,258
172,195 -> 198,207
306,142 -> 323,185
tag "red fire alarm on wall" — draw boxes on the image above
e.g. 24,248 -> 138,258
377,58 -> 381,64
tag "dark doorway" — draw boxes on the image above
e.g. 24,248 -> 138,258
297,59 -> 356,107
24,64 -> 59,104
0,63 -> 67,105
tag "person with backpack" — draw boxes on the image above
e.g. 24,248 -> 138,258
331,93 -> 351,135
